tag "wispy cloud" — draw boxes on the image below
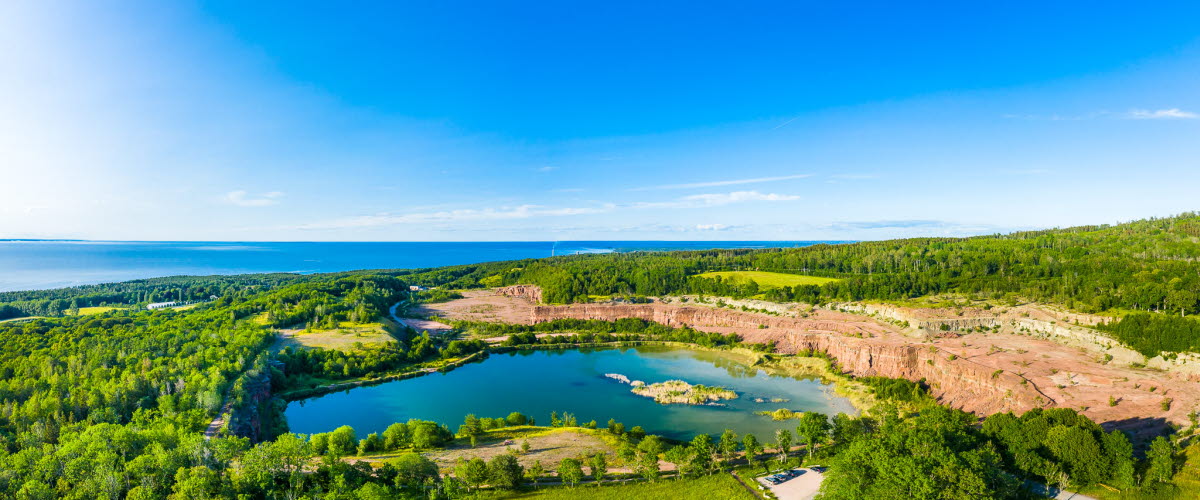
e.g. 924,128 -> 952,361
682,191 -> 800,205
537,166 -> 558,172
1005,108 -> 1198,121
297,190 -> 800,230
772,117 -> 799,130
634,190 -> 800,209
297,204 -> 615,230
826,220 -> 948,230
822,219 -> 1009,236
225,190 -> 284,207
632,174 -> 811,191
1126,108 -> 1197,120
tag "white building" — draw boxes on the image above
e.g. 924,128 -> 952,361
146,301 -> 179,310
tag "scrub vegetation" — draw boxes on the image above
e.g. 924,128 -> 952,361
1,214 -> 1199,498
696,270 -> 841,289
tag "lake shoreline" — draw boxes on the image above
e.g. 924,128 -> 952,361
283,341 -> 869,439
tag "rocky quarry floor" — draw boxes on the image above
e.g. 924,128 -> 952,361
422,288 -> 1200,440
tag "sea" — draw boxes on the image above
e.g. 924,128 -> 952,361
0,240 -> 842,292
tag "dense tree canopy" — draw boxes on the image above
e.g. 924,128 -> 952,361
395,213 -> 1200,354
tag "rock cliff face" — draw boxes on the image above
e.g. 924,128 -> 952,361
226,368 -> 274,442
779,334 -> 1049,415
497,285 -> 542,303
425,288 -> 1197,433
833,302 -> 1200,376
529,303 -> 1049,415
533,303 -> 879,336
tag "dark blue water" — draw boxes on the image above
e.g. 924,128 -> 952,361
285,347 -> 856,440
0,240 -> 839,292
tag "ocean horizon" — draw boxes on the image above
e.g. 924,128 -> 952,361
0,239 -> 846,292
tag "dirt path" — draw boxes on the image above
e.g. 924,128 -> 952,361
730,471 -> 763,498
391,301 -> 452,333
204,393 -> 234,439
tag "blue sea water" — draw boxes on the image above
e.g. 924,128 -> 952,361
0,240 -> 840,292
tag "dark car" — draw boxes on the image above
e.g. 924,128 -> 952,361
810,466 -> 828,473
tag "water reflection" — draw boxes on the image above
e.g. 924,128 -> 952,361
285,346 -> 857,440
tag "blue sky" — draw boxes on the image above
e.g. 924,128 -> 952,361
2,1 -> 1198,241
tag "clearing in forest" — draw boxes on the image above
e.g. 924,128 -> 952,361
75,306 -> 124,315
276,321 -> 396,351
696,270 -> 839,288
512,472 -> 758,499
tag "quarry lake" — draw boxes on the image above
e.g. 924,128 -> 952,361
285,346 -> 856,440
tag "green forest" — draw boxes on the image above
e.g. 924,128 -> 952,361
393,213 -> 1200,356
0,214 -> 1198,498
7,214 -> 1200,354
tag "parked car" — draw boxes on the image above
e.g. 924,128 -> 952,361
810,466 -> 828,473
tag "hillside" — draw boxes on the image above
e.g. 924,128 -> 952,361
398,213 -> 1200,355
0,214 -> 1198,498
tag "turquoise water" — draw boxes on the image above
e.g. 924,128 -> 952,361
285,347 -> 856,441
0,240 -> 842,292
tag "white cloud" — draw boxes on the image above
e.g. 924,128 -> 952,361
1126,108 -> 1197,120
297,204 -> 615,230
695,223 -> 731,231
633,190 -> 800,209
683,190 -> 800,205
632,174 -> 811,191
1006,108 -> 1198,121
225,190 -> 284,207
537,166 -> 557,172
297,190 -> 799,231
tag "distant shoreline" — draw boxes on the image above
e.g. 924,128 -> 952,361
0,240 -> 844,293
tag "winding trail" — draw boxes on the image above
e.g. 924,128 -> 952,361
389,300 -> 452,333
203,391 -> 234,439
389,301 -> 405,325
729,471 -> 762,498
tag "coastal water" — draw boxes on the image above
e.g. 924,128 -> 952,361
284,346 -> 856,440
0,240 -> 838,292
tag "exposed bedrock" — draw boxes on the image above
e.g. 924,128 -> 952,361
429,287 -> 1196,434
531,303 -> 1049,416
497,284 -> 543,304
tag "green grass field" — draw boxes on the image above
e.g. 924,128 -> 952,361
76,306 -> 124,315
696,270 -> 839,289
278,321 -> 396,351
511,473 -> 759,499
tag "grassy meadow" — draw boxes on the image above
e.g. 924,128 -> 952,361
509,473 -> 759,499
696,270 -> 839,289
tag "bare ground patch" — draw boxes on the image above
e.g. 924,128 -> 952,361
425,289 -> 1199,436
274,322 -> 395,351
352,428 -> 620,473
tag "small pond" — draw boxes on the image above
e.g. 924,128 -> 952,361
285,346 -> 856,441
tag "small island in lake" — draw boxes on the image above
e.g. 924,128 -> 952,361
605,373 -> 737,405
